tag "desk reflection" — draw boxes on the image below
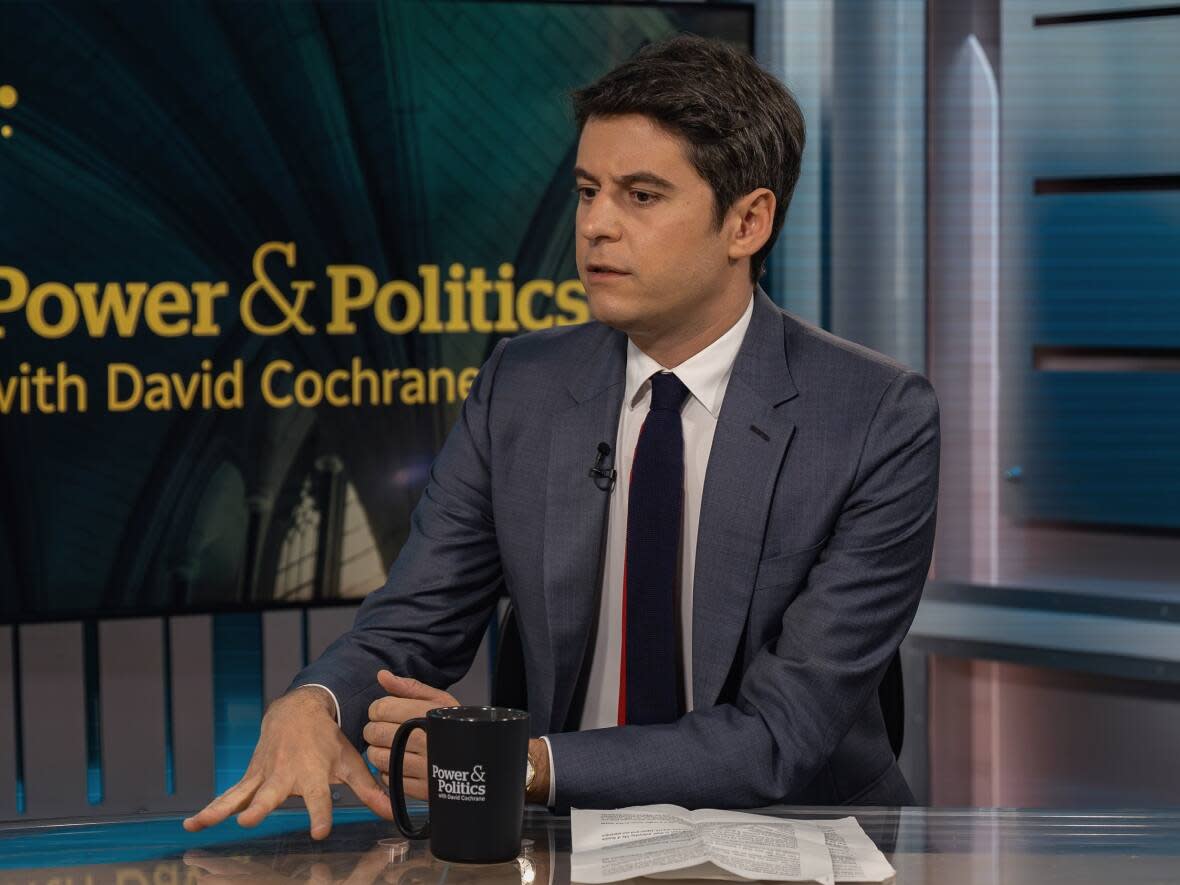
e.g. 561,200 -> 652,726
3,807 -> 1180,885
181,824 -> 553,885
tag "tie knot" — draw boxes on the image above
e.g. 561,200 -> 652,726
649,372 -> 689,412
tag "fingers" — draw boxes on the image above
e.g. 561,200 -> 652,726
236,777 -> 292,828
367,745 -> 390,774
381,769 -> 425,801
183,777 -> 259,832
339,745 -> 394,821
376,670 -> 458,705
403,776 -> 428,801
363,720 -> 426,753
368,695 -> 443,726
366,745 -> 427,780
302,781 -> 334,840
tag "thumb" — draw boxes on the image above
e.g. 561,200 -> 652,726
377,669 -> 452,703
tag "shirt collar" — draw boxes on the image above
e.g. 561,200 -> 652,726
624,293 -> 755,418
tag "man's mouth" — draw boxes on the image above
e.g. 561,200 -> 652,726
586,262 -> 629,276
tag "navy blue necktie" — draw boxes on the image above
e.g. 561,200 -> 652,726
620,371 -> 690,726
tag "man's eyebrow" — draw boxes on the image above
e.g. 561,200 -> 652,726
573,167 -> 677,191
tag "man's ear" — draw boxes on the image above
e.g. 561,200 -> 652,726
726,188 -> 776,263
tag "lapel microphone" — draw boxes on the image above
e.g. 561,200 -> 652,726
588,441 -> 617,491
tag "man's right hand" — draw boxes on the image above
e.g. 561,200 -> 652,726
182,686 -> 391,840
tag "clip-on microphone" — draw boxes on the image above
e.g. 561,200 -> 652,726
588,441 -> 617,491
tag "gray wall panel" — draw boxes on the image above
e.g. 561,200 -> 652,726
19,622 -> 89,818
829,0 -> 926,370
169,615 -> 214,810
307,607 -> 358,662
262,610 -> 303,704
98,619 -> 167,812
0,626 -> 16,820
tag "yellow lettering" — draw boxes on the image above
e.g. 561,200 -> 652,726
143,372 -> 172,411
74,282 -> 148,337
191,281 -> 228,335
352,357 -> 379,402
555,279 -> 589,325
61,362 -> 88,412
170,365 -> 203,410
294,370 -> 323,407
0,266 -> 30,338
517,280 -> 555,330
467,267 -> 494,333
27,282 -> 79,338
374,280 -> 423,334
326,264 -> 376,334
0,363 -> 25,413
400,368 -> 425,405
144,282 -> 192,337
324,368 -> 350,407
418,264 -> 444,333
217,360 -> 244,408
428,367 -> 455,402
260,360 -> 294,407
444,263 -> 470,332
108,363 -> 143,412
493,263 -> 519,333
382,367 -> 401,401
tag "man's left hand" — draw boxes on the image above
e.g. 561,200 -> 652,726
365,669 -> 552,805
364,670 -> 459,801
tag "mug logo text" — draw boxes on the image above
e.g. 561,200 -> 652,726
433,763 -> 488,802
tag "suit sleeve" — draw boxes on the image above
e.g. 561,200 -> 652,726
545,370 -> 939,809
289,339 -> 510,747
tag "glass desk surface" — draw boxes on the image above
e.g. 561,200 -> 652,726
2,806 -> 1180,885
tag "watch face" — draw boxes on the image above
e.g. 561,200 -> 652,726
525,753 -> 536,788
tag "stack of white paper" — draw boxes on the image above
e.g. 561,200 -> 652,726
570,805 -> 895,885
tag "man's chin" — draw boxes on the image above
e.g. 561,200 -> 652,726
587,300 -> 640,334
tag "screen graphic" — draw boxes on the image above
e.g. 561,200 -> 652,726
0,1 -> 752,621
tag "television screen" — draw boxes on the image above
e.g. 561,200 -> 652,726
0,0 -> 753,622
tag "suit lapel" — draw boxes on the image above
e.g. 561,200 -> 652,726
542,327 -> 627,733
693,291 -> 798,708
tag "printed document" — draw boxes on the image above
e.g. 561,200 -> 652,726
570,806 -> 894,885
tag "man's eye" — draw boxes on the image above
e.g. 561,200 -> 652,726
632,191 -> 657,205
574,186 -> 596,200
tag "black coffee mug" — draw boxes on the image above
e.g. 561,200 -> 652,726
390,705 -> 530,864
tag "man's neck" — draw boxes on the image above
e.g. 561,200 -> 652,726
628,290 -> 753,369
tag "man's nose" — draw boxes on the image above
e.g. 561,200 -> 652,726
578,195 -> 621,243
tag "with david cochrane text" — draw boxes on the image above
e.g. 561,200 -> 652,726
0,241 -> 588,415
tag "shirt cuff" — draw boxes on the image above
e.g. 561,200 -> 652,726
299,683 -> 342,726
540,735 -> 556,807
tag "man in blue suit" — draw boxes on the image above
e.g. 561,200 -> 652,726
186,35 -> 938,840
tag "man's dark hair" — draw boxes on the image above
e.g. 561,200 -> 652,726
572,34 -> 805,283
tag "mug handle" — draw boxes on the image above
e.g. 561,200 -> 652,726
391,717 -> 430,840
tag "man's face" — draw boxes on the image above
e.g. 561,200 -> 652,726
574,114 -> 735,344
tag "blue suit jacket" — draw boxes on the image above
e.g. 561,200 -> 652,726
293,289 -> 939,809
